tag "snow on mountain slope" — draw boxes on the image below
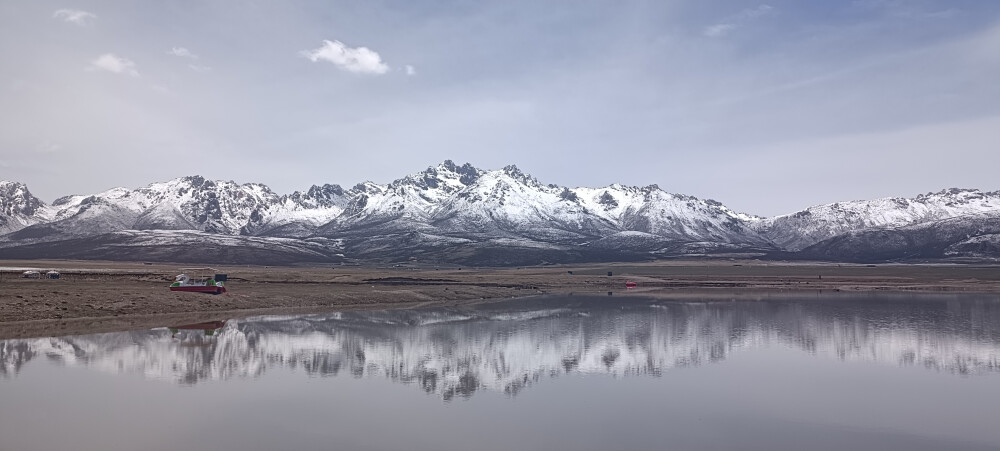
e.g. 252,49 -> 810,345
794,214 -> 1000,262
324,160 -> 482,232
21,176 -> 348,239
570,184 -> 767,244
761,188 -> 1000,250
431,165 -> 615,241
272,184 -> 350,227
6,167 -> 1000,263
623,189 -> 765,244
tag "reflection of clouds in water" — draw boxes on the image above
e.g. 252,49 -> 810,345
2,297 -> 999,397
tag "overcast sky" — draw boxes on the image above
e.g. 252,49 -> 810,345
1,0 -> 998,216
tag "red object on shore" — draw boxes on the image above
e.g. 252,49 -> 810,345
169,285 -> 226,294
625,280 -> 637,289
169,269 -> 227,295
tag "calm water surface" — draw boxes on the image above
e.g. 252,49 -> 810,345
2,293 -> 1000,451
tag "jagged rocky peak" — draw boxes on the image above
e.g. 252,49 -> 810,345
144,175 -> 273,196
440,159 -> 482,185
390,160 -> 484,193
500,164 -> 541,187
0,181 -> 45,217
182,175 -> 208,187
349,181 -> 385,196
290,184 -> 346,206
308,183 -> 345,198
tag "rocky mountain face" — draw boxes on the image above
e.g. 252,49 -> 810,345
2,162 -> 1000,264
0,181 -> 49,235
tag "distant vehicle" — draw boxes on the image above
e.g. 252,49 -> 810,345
169,268 -> 227,294
625,280 -> 637,289
22,270 -> 41,279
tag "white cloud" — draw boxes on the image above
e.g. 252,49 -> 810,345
37,142 -> 61,154
53,9 -> 96,25
88,54 -> 139,77
168,48 -> 209,72
704,24 -> 736,37
405,65 -> 416,76
300,40 -> 390,75
704,4 -> 773,38
739,4 -> 773,19
168,47 -> 198,59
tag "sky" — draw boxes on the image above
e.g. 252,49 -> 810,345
1,0 -> 998,216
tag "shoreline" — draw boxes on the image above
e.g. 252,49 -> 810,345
3,259 -> 1000,339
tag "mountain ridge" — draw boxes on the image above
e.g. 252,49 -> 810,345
2,161 -> 999,265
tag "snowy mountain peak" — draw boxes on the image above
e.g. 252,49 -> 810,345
761,188 -> 1000,251
291,184 -> 346,206
350,181 -> 385,196
0,181 -> 44,217
0,181 -> 49,234
439,159 -> 482,184
500,164 -> 540,187
390,161 -> 483,197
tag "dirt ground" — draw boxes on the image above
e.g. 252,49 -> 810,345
3,259 -> 1000,339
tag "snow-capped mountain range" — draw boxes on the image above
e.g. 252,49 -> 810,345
3,296 -> 997,394
2,161 -> 1000,264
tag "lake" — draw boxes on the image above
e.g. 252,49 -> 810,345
2,293 -> 999,451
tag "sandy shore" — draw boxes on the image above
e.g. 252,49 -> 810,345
3,259 -> 1000,338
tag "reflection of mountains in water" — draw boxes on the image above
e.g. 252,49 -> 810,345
3,295 -> 1000,397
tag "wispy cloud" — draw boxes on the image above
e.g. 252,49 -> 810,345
404,65 -> 416,76
703,24 -> 736,38
704,4 -> 773,37
738,4 -> 774,20
87,54 -> 139,77
36,141 -> 61,154
53,9 -> 96,25
300,40 -> 390,75
168,47 -> 198,59
168,48 -> 209,72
